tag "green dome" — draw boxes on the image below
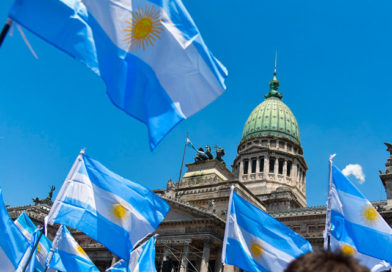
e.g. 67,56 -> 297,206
241,70 -> 300,144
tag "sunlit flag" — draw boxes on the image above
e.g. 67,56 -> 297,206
222,187 -> 312,272
325,164 -> 392,272
0,189 -> 29,272
46,225 -> 99,272
8,0 -> 228,150
46,151 -> 170,260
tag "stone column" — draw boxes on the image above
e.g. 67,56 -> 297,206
239,161 -> 244,181
264,157 -> 268,176
179,243 -> 190,272
283,160 -> 287,180
274,158 -> 279,176
200,239 -> 212,272
214,248 -> 223,272
256,158 -> 260,174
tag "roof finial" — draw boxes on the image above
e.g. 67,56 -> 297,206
265,51 -> 282,100
273,50 -> 277,80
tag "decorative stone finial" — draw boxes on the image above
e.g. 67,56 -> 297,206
265,52 -> 283,100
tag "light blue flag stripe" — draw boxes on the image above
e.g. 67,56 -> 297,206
331,210 -> 392,262
107,235 -> 157,272
55,197 -> 135,258
9,0 -> 228,150
231,191 -> 311,257
47,153 -> 170,260
332,165 -> 365,199
0,189 -> 29,270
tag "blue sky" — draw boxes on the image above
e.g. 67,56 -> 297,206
0,0 -> 391,207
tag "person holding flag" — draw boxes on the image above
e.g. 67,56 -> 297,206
222,186 -> 313,272
325,157 -> 392,272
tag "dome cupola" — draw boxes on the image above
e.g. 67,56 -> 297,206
241,65 -> 300,145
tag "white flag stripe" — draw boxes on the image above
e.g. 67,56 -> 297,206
228,212 -> 294,271
51,169 -> 154,246
82,0 -> 223,118
0,247 -> 15,272
333,185 -> 392,234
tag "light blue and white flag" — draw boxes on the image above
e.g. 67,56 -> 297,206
0,189 -> 29,272
47,151 -> 170,260
47,225 -> 99,272
325,164 -> 392,272
14,212 -> 54,272
106,235 -> 157,272
222,188 -> 313,272
9,0 -> 228,150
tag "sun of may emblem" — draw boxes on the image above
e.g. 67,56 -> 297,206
124,6 -> 163,51
361,204 -> 379,225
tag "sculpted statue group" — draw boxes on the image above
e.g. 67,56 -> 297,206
32,185 -> 56,205
194,145 -> 225,162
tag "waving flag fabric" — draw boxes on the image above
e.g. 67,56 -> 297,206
0,189 -> 29,272
222,188 -> 312,272
47,225 -> 99,272
9,0 -> 228,150
107,235 -> 157,272
47,152 -> 170,260
14,212 -> 54,272
326,165 -> 392,272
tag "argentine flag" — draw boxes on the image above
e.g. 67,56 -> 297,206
222,188 -> 312,272
0,189 -> 29,272
107,235 -> 157,272
326,165 -> 392,272
14,212 -> 54,272
9,0 -> 228,150
47,151 -> 170,260
47,225 -> 99,272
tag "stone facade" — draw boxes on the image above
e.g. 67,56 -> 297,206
6,68 -> 392,271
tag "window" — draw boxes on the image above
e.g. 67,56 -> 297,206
279,141 -> 284,148
259,157 -> 264,172
269,157 -> 275,173
278,159 -> 284,174
251,158 -> 257,173
287,161 -> 292,177
243,160 -> 249,174
270,140 -> 276,147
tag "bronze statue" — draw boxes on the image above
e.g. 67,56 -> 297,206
385,143 -> 392,155
215,146 -> 225,161
32,185 -> 56,205
194,147 -> 209,162
205,145 -> 213,160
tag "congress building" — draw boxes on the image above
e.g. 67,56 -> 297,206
8,68 -> 392,272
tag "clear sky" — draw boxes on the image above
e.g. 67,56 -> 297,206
0,0 -> 391,207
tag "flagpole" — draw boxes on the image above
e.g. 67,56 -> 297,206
326,154 -> 336,251
22,228 -> 44,272
0,18 -> 13,48
178,132 -> 189,182
46,149 -> 85,223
